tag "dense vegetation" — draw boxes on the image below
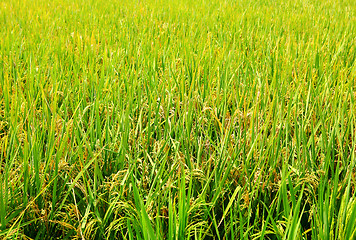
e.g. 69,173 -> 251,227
1,0 -> 356,239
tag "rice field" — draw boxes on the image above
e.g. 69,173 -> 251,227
1,0 -> 356,239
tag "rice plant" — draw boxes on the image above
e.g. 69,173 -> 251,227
1,0 -> 356,239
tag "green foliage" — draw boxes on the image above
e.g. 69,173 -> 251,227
1,0 -> 356,238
